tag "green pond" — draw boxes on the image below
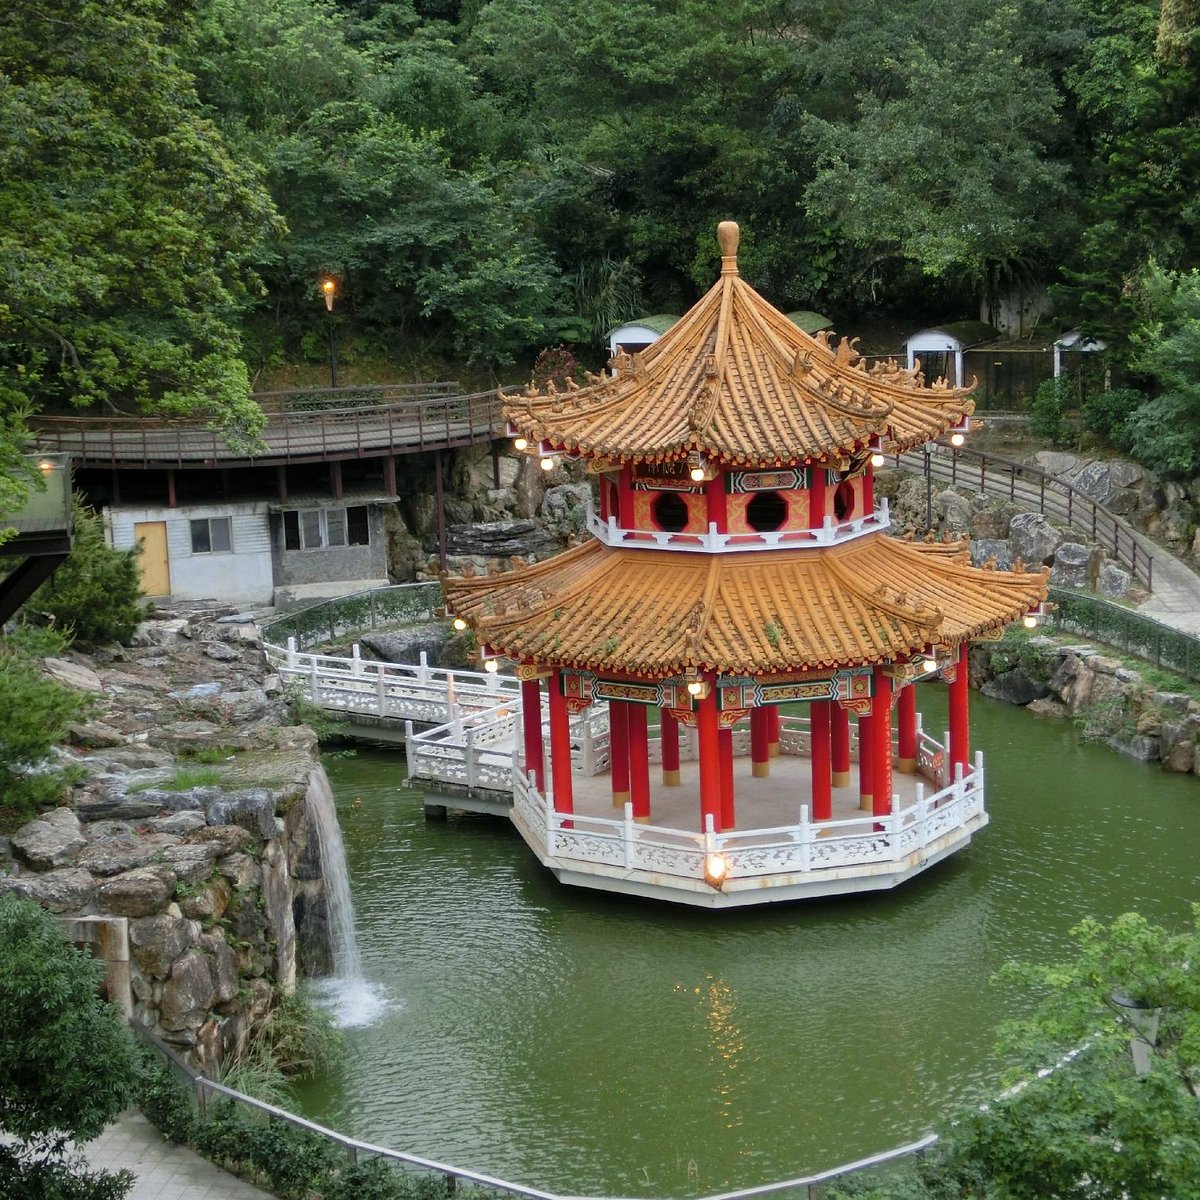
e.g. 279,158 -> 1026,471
293,689 -> 1200,1198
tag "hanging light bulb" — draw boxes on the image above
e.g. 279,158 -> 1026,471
452,617 -> 467,632
484,658 -> 499,673
703,853 -> 728,890
921,656 -> 938,673
1023,614 -> 1038,629
540,456 -> 557,472
949,431 -> 965,447
870,450 -> 886,467
513,436 -> 528,451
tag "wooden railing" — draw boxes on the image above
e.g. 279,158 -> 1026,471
31,387 -> 510,467
895,446 -> 1154,590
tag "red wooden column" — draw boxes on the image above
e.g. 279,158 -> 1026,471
750,707 -> 771,777
628,704 -> 651,822
548,671 -> 573,815
831,704 -> 851,787
862,466 -> 875,516
705,475 -> 728,532
698,686 -> 722,832
809,699 -> 832,821
609,700 -> 630,808
719,727 -> 736,829
897,683 -> 918,774
519,678 -> 545,792
857,713 -> 874,811
617,469 -> 636,526
766,704 -> 781,758
660,707 -> 681,786
808,472 -> 827,530
949,641 -> 971,776
872,667 -> 893,817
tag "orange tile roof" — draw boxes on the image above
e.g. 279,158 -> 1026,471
443,535 -> 1047,677
505,222 -> 974,468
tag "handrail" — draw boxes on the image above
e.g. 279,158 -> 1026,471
1047,586 -> 1200,683
134,1025 -> 939,1200
260,581 -> 444,652
896,445 -> 1154,591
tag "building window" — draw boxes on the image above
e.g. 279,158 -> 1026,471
190,517 -> 232,554
746,491 -> 787,532
283,506 -> 370,551
652,492 -> 689,533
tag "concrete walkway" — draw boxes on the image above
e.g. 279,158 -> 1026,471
81,1110 -> 273,1200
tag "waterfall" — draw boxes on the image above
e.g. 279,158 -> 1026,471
305,765 -> 388,1028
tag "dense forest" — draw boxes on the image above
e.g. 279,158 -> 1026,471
3,0 -> 1200,497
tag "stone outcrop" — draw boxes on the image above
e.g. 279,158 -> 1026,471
0,604 -> 335,1077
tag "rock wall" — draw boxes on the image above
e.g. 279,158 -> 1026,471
0,604 -> 334,1076
971,637 -> 1200,775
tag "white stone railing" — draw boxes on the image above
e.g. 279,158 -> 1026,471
405,700 -> 520,793
266,639 -> 517,726
586,498 -> 889,554
514,749 -> 984,888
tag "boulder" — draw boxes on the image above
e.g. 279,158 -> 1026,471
1151,691 -> 1192,714
1032,451 -> 1080,478
201,933 -> 239,1006
178,876 -> 232,922
934,489 -> 972,534
67,721 -> 125,749
1009,513 -> 1063,566
0,867 -> 96,913
1097,562 -> 1133,598
444,518 -> 561,560
97,865 -> 176,917
12,808 -> 86,869
161,842 -> 219,886
1108,459 -> 1145,489
147,811 -> 209,836
129,914 -> 201,979
970,538 -> 1013,570
1160,720 -> 1196,773
77,832 -> 181,877
74,792 -> 171,823
969,497 -> 1015,540
1072,461 -> 1114,504
1106,731 -> 1160,762
1049,541 -> 1099,588
541,483 -> 593,539
42,658 -> 103,692
217,852 -> 261,890
1026,697 -> 1069,720
361,624 -> 448,668
205,788 -> 276,840
160,950 -> 217,1031
981,667 -> 1050,706
202,642 -> 242,663
190,825 -> 254,856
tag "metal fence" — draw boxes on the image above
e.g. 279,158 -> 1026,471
1047,587 -> 1200,684
261,582 -> 444,652
136,1026 -> 938,1200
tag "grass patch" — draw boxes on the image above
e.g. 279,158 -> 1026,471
130,766 -> 224,793
182,746 -> 240,764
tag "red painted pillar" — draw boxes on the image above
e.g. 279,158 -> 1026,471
950,641 -> 971,776
609,700 -> 630,808
872,667 -> 893,817
660,708 -> 681,786
766,704 -> 781,757
719,727 -> 736,830
705,475 -> 728,533
862,466 -> 875,516
548,672 -> 573,815
897,683 -> 918,774
698,687 -> 722,832
520,678 -> 545,792
857,713 -> 874,811
628,704 -> 651,821
750,707 -> 770,777
808,471 -> 827,530
810,699 -> 832,821
617,468 -> 635,527
831,704 -> 851,787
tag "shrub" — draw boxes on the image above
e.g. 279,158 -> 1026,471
32,499 -> 142,644
1028,377 -> 1073,446
136,1049 -> 196,1146
1080,386 -> 1142,452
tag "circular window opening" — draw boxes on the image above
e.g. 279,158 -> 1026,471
746,491 -> 787,532
652,491 -> 689,532
833,480 -> 856,522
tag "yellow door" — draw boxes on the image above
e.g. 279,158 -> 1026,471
134,521 -> 171,596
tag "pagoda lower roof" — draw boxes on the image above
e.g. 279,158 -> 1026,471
443,535 -> 1048,678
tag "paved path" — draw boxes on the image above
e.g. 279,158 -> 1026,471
81,1110 -> 272,1200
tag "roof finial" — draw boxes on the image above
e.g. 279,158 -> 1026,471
717,221 -> 739,275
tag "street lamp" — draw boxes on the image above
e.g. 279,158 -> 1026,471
320,277 -> 338,390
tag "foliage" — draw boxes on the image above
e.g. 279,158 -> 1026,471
257,983 -> 342,1078
0,0 -> 278,438
0,626 -> 89,818
1028,377 -> 1075,446
1080,386 -> 1141,452
1125,264 -> 1200,477
31,499 -> 142,644
0,897 -> 140,1200
0,1144 -> 132,1200
136,1047 -> 197,1146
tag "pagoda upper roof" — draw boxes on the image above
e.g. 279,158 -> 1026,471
443,535 -> 1047,678
506,222 -> 975,469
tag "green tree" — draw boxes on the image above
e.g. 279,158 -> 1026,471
0,897 -> 140,1197
0,627 -> 89,818
0,0 -> 280,441
31,501 -> 143,645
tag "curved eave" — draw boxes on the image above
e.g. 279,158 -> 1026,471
443,537 -> 1048,679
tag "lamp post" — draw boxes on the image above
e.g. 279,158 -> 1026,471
320,277 -> 338,390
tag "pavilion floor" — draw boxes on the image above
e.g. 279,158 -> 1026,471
567,752 -> 933,836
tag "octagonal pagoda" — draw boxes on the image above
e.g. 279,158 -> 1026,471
443,222 -> 1048,908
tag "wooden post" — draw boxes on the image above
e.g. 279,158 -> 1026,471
628,703 -> 651,822
660,706 -> 681,785
831,704 -> 851,787
276,465 -> 288,502
520,678 -> 545,793
857,713 -> 873,812
750,706 -> 770,777
718,727 -> 735,830
548,671 -> 573,815
166,469 -> 177,509
384,455 -> 397,496
810,699 -> 832,821
609,700 -> 630,808
872,666 -> 893,819
897,683 -> 918,773
949,642 -> 970,776
435,450 -> 448,570
698,686 -> 721,833
330,459 -> 344,501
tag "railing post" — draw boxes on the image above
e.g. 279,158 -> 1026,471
377,666 -> 387,715
465,728 -> 476,788
419,651 -> 429,683
351,643 -> 362,675
623,801 -> 635,869
328,604 -> 336,644
891,795 -> 904,860
798,803 -> 812,871
309,658 -> 320,703
544,785 -> 555,857
286,636 -> 298,668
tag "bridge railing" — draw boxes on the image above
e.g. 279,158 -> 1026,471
1047,586 -> 1200,683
